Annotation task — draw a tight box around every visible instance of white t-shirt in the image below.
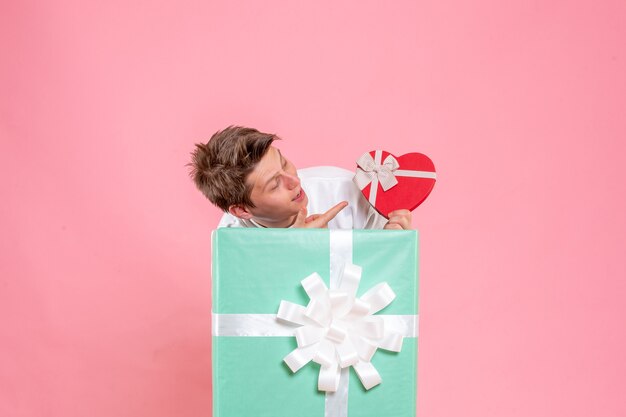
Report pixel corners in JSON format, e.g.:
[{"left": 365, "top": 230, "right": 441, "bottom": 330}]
[{"left": 217, "top": 166, "right": 388, "bottom": 229}]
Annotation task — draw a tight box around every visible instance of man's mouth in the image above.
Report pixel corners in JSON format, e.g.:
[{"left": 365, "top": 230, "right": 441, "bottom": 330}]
[{"left": 292, "top": 189, "right": 304, "bottom": 202}]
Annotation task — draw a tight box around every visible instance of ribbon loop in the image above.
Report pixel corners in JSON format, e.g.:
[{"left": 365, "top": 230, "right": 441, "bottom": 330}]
[
  {"left": 318, "top": 363, "right": 341, "bottom": 392},
  {"left": 354, "top": 151, "right": 400, "bottom": 192},
  {"left": 277, "top": 300, "right": 308, "bottom": 325},
  {"left": 284, "top": 343, "right": 318, "bottom": 373},
  {"left": 360, "top": 282, "right": 396, "bottom": 314},
  {"left": 306, "top": 299, "right": 331, "bottom": 326},
  {"left": 353, "top": 335, "right": 378, "bottom": 362},
  {"left": 326, "top": 322, "right": 347, "bottom": 344},
  {"left": 354, "top": 317, "right": 384, "bottom": 339},
  {"left": 335, "top": 337, "right": 359, "bottom": 368},
  {"left": 344, "top": 298, "right": 371, "bottom": 320},
  {"left": 353, "top": 361, "right": 382, "bottom": 390},
  {"left": 295, "top": 326, "right": 326, "bottom": 347},
  {"left": 302, "top": 273, "right": 328, "bottom": 299},
  {"left": 377, "top": 331, "right": 404, "bottom": 352},
  {"left": 313, "top": 339, "right": 337, "bottom": 367}
]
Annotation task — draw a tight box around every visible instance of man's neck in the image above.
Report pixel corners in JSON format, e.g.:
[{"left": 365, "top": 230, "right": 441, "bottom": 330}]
[{"left": 250, "top": 215, "right": 297, "bottom": 228}]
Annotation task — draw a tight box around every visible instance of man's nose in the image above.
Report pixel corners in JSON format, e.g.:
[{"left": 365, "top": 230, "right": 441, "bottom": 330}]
[{"left": 283, "top": 172, "right": 300, "bottom": 189}]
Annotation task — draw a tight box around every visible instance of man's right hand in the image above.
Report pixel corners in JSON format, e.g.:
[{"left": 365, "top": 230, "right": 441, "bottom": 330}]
[{"left": 292, "top": 201, "right": 348, "bottom": 228}]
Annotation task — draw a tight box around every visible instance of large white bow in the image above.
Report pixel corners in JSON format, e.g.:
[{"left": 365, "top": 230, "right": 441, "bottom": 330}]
[
  {"left": 353, "top": 151, "right": 400, "bottom": 192},
  {"left": 277, "top": 263, "right": 404, "bottom": 392}
]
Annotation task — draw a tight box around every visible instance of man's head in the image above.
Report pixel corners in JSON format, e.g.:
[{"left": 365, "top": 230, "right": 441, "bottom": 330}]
[{"left": 189, "top": 126, "right": 308, "bottom": 227}]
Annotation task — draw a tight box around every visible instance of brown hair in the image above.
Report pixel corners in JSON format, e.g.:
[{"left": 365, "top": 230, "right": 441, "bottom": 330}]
[{"left": 188, "top": 126, "right": 277, "bottom": 211}]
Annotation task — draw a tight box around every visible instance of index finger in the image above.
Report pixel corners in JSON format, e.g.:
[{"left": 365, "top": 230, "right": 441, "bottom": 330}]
[
  {"left": 291, "top": 208, "right": 308, "bottom": 228},
  {"left": 318, "top": 201, "right": 348, "bottom": 224}
]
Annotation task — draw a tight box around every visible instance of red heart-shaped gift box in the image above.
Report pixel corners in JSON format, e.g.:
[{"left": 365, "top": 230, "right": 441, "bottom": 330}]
[{"left": 354, "top": 150, "right": 436, "bottom": 219}]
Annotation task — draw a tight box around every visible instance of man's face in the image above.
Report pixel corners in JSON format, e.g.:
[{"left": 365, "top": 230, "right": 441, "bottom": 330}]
[{"left": 240, "top": 146, "right": 308, "bottom": 227}]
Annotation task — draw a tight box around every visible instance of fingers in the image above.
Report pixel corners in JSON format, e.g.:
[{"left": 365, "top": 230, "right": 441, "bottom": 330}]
[
  {"left": 385, "top": 209, "right": 412, "bottom": 230},
  {"left": 305, "top": 201, "right": 348, "bottom": 228},
  {"left": 317, "top": 201, "right": 348, "bottom": 225},
  {"left": 305, "top": 214, "right": 320, "bottom": 224},
  {"left": 291, "top": 207, "right": 308, "bottom": 228}
]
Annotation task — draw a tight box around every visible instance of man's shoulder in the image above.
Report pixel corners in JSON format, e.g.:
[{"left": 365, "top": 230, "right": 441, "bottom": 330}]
[
  {"left": 298, "top": 166, "right": 354, "bottom": 180},
  {"left": 217, "top": 213, "right": 257, "bottom": 228}
]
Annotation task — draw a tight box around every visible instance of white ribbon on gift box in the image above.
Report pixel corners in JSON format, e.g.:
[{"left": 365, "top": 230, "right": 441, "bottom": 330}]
[
  {"left": 353, "top": 150, "right": 437, "bottom": 206},
  {"left": 212, "top": 230, "right": 419, "bottom": 417}
]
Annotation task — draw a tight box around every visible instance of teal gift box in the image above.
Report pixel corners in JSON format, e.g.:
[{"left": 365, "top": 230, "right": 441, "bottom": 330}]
[{"left": 212, "top": 228, "right": 419, "bottom": 417}]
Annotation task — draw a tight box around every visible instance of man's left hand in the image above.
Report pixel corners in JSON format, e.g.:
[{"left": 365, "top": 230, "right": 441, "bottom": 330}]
[{"left": 384, "top": 209, "right": 412, "bottom": 230}]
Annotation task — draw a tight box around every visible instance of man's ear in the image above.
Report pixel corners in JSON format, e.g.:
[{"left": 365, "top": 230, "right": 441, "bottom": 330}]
[{"left": 228, "top": 204, "right": 253, "bottom": 220}]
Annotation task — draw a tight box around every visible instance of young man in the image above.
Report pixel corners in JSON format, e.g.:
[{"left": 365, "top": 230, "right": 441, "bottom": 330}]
[{"left": 189, "top": 126, "right": 411, "bottom": 229}]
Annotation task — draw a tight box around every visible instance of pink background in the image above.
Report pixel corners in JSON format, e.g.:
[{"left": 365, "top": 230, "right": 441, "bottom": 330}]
[{"left": 2, "top": 1, "right": 625, "bottom": 416}]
